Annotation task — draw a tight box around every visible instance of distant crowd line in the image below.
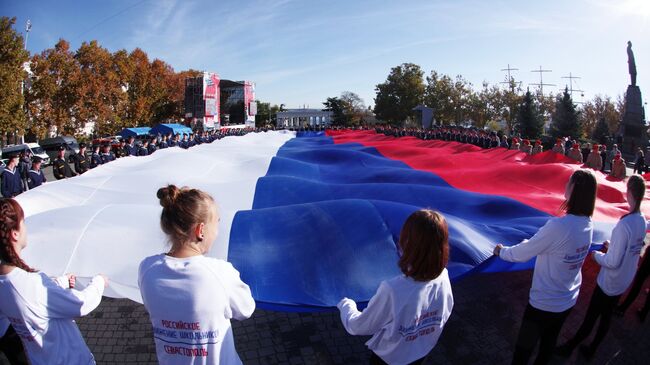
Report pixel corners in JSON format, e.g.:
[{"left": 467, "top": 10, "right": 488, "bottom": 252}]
[
  {"left": 370, "top": 125, "right": 639, "bottom": 180},
  {"left": 0, "top": 127, "right": 267, "bottom": 198}
]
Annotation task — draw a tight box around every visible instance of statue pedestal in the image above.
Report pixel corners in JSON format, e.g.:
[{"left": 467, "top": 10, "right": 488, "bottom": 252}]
[{"left": 619, "top": 85, "right": 647, "bottom": 155}]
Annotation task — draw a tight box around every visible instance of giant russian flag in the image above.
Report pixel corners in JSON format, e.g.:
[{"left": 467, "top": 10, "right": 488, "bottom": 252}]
[{"left": 17, "top": 130, "right": 644, "bottom": 311}]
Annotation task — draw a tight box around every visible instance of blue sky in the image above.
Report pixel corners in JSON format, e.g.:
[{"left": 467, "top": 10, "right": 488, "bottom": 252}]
[{"left": 2, "top": 0, "right": 649, "bottom": 109}]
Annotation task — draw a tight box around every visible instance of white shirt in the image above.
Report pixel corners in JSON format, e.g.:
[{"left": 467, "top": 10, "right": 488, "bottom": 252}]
[
  {"left": 138, "top": 254, "right": 255, "bottom": 365},
  {"left": 499, "top": 214, "right": 593, "bottom": 312},
  {"left": 0, "top": 269, "right": 105, "bottom": 365},
  {"left": 337, "top": 269, "right": 454, "bottom": 365},
  {"left": 593, "top": 213, "right": 647, "bottom": 296}
]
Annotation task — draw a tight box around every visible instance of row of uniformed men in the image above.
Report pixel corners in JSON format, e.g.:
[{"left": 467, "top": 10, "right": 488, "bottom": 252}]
[{"left": 2, "top": 129, "right": 260, "bottom": 197}]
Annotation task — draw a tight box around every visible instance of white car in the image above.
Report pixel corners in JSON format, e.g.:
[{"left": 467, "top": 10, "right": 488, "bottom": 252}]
[{"left": 1, "top": 143, "right": 51, "bottom": 165}]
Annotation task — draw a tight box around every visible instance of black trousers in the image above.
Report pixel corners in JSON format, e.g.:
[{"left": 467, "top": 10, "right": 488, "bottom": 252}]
[
  {"left": 618, "top": 253, "right": 650, "bottom": 316},
  {"left": 566, "top": 285, "right": 619, "bottom": 351},
  {"left": 511, "top": 303, "right": 572, "bottom": 365},
  {"left": 0, "top": 325, "right": 28, "bottom": 365},
  {"left": 369, "top": 352, "right": 424, "bottom": 365}
]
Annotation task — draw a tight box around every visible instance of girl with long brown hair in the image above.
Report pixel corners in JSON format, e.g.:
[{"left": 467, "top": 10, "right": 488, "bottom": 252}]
[
  {"left": 557, "top": 174, "right": 647, "bottom": 359},
  {"left": 494, "top": 169, "right": 597, "bottom": 365},
  {"left": 0, "top": 198, "right": 108, "bottom": 364}
]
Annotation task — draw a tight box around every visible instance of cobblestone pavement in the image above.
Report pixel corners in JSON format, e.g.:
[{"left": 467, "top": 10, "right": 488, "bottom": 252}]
[{"left": 1, "top": 258, "right": 648, "bottom": 364}]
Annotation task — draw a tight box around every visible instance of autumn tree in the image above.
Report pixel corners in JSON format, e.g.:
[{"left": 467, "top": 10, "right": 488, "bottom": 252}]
[
  {"left": 26, "top": 39, "right": 80, "bottom": 137},
  {"left": 340, "top": 91, "right": 367, "bottom": 125},
  {"left": 126, "top": 48, "right": 154, "bottom": 126},
  {"left": 581, "top": 95, "right": 621, "bottom": 140},
  {"left": 75, "top": 40, "right": 122, "bottom": 134},
  {"left": 0, "top": 17, "right": 30, "bottom": 145},
  {"left": 374, "top": 63, "right": 425, "bottom": 125}
]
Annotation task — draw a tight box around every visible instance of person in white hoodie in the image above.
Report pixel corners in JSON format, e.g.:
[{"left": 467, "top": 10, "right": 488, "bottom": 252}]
[
  {"left": 139, "top": 185, "right": 255, "bottom": 365},
  {"left": 556, "top": 174, "right": 647, "bottom": 359},
  {"left": 337, "top": 209, "right": 454, "bottom": 365},
  {"left": 493, "top": 169, "right": 597, "bottom": 365},
  {"left": 0, "top": 198, "right": 107, "bottom": 365}
]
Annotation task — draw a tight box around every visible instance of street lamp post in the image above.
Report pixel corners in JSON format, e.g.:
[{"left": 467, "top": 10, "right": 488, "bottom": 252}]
[{"left": 19, "top": 19, "right": 32, "bottom": 144}]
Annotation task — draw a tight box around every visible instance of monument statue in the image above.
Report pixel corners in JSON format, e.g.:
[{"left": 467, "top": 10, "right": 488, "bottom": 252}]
[
  {"left": 627, "top": 41, "right": 637, "bottom": 86},
  {"left": 619, "top": 40, "right": 646, "bottom": 155}
]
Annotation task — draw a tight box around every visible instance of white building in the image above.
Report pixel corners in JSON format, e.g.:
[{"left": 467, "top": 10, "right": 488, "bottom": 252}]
[{"left": 276, "top": 109, "right": 333, "bottom": 128}]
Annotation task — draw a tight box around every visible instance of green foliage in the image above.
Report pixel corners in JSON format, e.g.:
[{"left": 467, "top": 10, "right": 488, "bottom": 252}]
[
  {"left": 516, "top": 89, "right": 544, "bottom": 139},
  {"left": 0, "top": 17, "right": 29, "bottom": 142},
  {"left": 581, "top": 95, "right": 621, "bottom": 139},
  {"left": 591, "top": 118, "right": 610, "bottom": 144},
  {"left": 374, "top": 63, "right": 425, "bottom": 125},
  {"left": 550, "top": 87, "right": 581, "bottom": 139},
  {"left": 323, "top": 97, "right": 348, "bottom": 125},
  {"left": 254, "top": 100, "right": 280, "bottom": 127}
]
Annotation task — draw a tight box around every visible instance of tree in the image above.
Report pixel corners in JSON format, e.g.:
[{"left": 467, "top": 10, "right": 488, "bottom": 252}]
[
  {"left": 592, "top": 117, "right": 610, "bottom": 144},
  {"left": 255, "top": 100, "right": 271, "bottom": 127},
  {"left": 126, "top": 48, "right": 154, "bottom": 127},
  {"left": 581, "top": 95, "right": 621, "bottom": 140},
  {"left": 339, "top": 91, "right": 366, "bottom": 125},
  {"left": 75, "top": 40, "right": 121, "bottom": 134},
  {"left": 26, "top": 39, "right": 80, "bottom": 138},
  {"left": 0, "top": 17, "right": 30, "bottom": 145},
  {"left": 374, "top": 63, "right": 425, "bottom": 125},
  {"left": 516, "top": 89, "right": 544, "bottom": 139},
  {"left": 323, "top": 97, "right": 348, "bottom": 125},
  {"left": 549, "top": 87, "right": 581, "bottom": 139},
  {"left": 500, "top": 78, "right": 524, "bottom": 134},
  {"left": 467, "top": 82, "right": 503, "bottom": 129}
]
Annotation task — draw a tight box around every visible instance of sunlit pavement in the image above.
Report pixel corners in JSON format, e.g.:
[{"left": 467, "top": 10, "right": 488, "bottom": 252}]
[{"left": 1, "top": 258, "right": 648, "bottom": 364}]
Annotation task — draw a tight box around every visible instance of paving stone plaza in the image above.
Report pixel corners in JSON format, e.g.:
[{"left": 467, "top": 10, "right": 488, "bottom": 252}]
[{"left": 2, "top": 258, "right": 647, "bottom": 364}]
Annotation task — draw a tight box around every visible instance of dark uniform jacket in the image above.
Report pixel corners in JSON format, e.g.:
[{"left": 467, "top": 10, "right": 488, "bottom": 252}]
[
  {"left": 90, "top": 152, "right": 103, "bottom": 168},
  {"left": 101, "top": 152, "right": 116, "bottom": 164},
  {"left": 137, "top": 146, "right": 148, "bottom": 156},
  {"left": 72, "top": 153, "right": 89, "bottom": 174},
  {"left": 1, "top": 167, "right": 23, "bottom": 197},
  {"left": 27, "top": 169, "right": 46, "bottom": 189},
  {"left": 52, "top": 157, "right": 77, "bottom": 180},
  {"left": 125, "top": 144, "right": 137, "bottom": 156},
  {"left": 147, "top": 144, "right": 157, "bottom": 155}
]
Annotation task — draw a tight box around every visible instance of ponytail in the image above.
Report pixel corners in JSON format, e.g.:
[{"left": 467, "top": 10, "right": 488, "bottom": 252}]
[
  {"left": 622, "top": 175, "right": 645, "bottom": 218},
  {"left": 0, "top": 198, "right": 36, "bottom": 272}
]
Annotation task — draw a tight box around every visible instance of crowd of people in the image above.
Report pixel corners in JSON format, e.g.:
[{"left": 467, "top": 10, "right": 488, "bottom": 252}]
[
  {"left": 371, "top": 125, "right": 636, "bottom": 180},
  {"left": 0, "top": 168, "right": 648, "bottom": 364},
  {"left": 0, "top": 127, "right": 265, "bottom": 198}
]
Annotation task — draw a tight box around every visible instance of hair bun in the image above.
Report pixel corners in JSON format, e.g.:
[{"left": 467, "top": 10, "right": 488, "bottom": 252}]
[{"left": 157, "top": 185, "right": 180, "bottom": 208}]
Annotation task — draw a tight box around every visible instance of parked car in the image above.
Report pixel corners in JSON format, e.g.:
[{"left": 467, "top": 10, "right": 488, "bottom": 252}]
[
  {"left": 40, "top": 136, "right": 80, "bottom": 162},
  {"left": 2, "top": 143, "right": 50, "bottom": 165},
  {"left": 1, "top": 143, "right": 51, "bottom": 165}
]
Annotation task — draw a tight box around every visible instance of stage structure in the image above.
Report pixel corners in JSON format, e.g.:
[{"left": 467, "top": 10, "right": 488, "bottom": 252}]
[
  {"left": 219, "top": 80, "right": 257, "bottom": 127},
  {"left": 184, "top": 72, "right": 220, "bottom": 130}
]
